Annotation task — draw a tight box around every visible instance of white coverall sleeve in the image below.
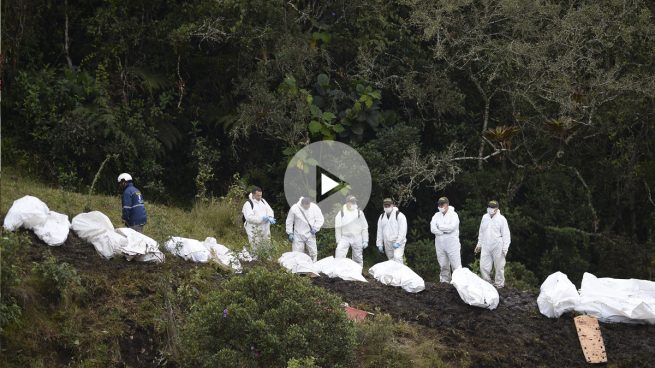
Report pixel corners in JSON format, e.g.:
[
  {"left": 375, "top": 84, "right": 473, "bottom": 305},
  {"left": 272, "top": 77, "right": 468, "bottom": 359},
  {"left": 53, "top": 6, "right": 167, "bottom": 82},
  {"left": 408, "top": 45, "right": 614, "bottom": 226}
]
[
  {"left": 313, "top": 206, "right": 325, "bottom": 231},
  {"left": 477, "top": 215, "right": 486, "bottom": 245},
  {"left": 501, "top": 217, "right": 511, "bottom": 253},
  {"left": 266, "top": 202, "right": 274, "bottom": 218},
  {"left": 360, "top": 211, "right": 369, "bottom": 242},
  {"left": 376, "top": 215, "right": 383, "bottom": 248},
  {"left": 396, "top": 213, "right": 408, "bottom": 243},
  {"left": 285, "top": 208, "right": 295, "bottom": 235},
  {"left": 334, "top": 213, "right": 342, "bottom": 243},
  {"left": 243, "top": 202, "right": 262, "bottom": 224},
  {"left": 438, "top": 212, "right": 459, "bottom": 233},
  {"left": 430, "top": 214, "right": 443, "bottom": 235}
]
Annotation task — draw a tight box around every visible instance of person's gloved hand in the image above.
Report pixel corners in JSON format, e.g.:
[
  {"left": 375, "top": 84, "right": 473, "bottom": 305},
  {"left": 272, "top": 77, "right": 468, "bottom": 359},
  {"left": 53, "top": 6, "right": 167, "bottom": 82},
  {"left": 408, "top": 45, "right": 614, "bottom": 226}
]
[
  {"left": 288, "top": 233, "right": 294, "bottom": 242},
  {"left": 474, "top": 244, "right": 481, "bottom": 254},
  {"left": 261, "top": 215, "right": 269, "bottom": 222},
  {"left": 267, "top": 216, "right": 276, "bottom": 225},
  {"left": 362, "top": 241, "right": 368, "bottom": 249},
  {"left": 393, "top": 242, "right": 401, "bottom": 249},
  {"left": 377, "top": 244, "right": 384, "bottom": 254},
  {"left": 502, "top": 249, "right": 508, "bottom": 257}
]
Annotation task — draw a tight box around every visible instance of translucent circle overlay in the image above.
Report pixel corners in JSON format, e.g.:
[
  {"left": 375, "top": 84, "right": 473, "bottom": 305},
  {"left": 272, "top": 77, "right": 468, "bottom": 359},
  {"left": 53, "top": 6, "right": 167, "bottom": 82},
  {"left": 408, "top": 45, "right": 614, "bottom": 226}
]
[{"left": 283, "top": 141, "right": 372, "bottom": 229}]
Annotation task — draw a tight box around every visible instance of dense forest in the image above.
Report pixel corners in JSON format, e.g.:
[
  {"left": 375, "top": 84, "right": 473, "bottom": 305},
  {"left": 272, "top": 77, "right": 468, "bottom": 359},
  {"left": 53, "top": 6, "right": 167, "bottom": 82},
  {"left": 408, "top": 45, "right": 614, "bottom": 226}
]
[{"left": 3, "top": 0, "right": 655, "bottom": 283}]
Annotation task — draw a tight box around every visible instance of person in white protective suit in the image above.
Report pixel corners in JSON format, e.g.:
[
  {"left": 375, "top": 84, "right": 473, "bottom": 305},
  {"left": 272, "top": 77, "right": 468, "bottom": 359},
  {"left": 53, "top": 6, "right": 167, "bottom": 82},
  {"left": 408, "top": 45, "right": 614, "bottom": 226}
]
[
  {"left": 242, "top": 186, "right": 275, "bottom": 252},
  {"left": 335, "top": 195, "right": 369, "bottom": 265},
  {"left": 430, "top": 197, "right": 462, "bottom": 283},
  {"left": 376, "top": 198, "right": 408, "bottom": 264},
  {"left": 286, "top": 197, "right": 325, "bottom": 262},
  {"left": 475, "top": 200, "right": 511, "bottom": 288}
]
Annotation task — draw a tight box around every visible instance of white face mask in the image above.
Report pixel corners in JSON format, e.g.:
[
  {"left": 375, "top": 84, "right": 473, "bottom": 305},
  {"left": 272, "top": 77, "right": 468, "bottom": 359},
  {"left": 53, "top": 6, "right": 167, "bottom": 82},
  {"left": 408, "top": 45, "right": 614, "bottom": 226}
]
[
  {"left": 348, "top": 204, "right": 358, "bottom": 211},
  {"left": 438, "top": 206, "right": 447, "bottom": 213},
  {"left": 487, "top": 208, "right": 497, "bottom": 216},
  {"left": 384, "top": 207, "right": 393, "bottom": 214}
]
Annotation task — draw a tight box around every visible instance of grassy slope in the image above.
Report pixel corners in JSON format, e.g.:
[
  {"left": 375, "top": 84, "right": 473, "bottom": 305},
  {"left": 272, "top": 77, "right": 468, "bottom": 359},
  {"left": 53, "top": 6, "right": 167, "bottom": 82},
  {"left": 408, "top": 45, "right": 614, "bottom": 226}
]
[{"left": 1, "top": 171, "right": 453, "bottom": 368}]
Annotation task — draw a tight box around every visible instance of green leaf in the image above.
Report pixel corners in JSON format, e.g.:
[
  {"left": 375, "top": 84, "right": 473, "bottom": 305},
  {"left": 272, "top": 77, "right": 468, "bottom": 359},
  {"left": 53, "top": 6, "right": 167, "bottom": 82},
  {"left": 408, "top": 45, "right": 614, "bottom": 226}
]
[
  {"left": 308, "top": 120, "right": 322, "bottom": 134},
  {"left": 322, "top": 111, "right": 336, "bottom": 122},
  {"left": 309, "top": 104, "right": 321, "bottom": 118},
  {"left": 356, "top": 84, "right": 365, "bottom": 94},
  {"left": 333, "top": 124, "right": 345, "bottom": 133},
  {"left": 317, "top": 74, "right": 329, "bottom": 87},
  {"left": 370, "top": 90, "right": 381, "bottom": 99},
  {"left": 306, "top": 94, "right": 313, "bottom": 104}
]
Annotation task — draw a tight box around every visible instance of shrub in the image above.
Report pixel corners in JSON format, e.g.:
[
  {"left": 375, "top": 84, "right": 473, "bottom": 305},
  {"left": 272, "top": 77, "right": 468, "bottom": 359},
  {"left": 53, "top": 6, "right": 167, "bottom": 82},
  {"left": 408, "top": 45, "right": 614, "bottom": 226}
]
[
  {"left": 31, "top": 253, "right": 82, "bottom": 304},
  {"left": 405, "top": 238, "right": 439, "bottom": 282},
  {"left": 180, "top": 267, "right": 356, "bottom": 368},
  {"left": 0, "top": 233, "right": 25, "bottom": 333}
]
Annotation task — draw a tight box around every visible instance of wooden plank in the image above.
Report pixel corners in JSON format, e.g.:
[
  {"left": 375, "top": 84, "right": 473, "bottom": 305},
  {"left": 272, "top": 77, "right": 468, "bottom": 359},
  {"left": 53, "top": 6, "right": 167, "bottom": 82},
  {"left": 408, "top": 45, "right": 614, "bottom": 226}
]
[{"left": 574, "top": 315, "right": 608, "bottom": 364}]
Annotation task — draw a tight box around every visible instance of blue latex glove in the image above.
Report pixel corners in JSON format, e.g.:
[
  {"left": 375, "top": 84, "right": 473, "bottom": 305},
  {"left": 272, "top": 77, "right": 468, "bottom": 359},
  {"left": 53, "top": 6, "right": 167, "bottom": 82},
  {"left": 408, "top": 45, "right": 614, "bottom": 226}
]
[
  {"left": 362, "top": 241, "right": 368, "bottom": 249},
  {"left": 310, "top": 228, "right": 317, "bottom": 236},
  {"left": 288, "top": 233, "right": 294, "bottom": 242},
  {"left": 393, "top": 242, "right": 401, "bottom": 249},
  {"left": 377, "top": 245, "right": 384, "bottom": 254},
  {"left": 261, "top": 215, "right": 269, "bottom": 222},
  {"left": 267, "top": 216, "right": 276, "bottom": 225}
]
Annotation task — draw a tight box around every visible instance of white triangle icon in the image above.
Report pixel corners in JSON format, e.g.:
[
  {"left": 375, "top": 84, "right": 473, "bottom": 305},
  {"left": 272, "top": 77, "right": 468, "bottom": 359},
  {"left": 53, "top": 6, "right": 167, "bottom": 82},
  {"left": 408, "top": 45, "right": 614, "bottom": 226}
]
[{"left": 321, "top": 173, "right": 340, "bottom": 195}]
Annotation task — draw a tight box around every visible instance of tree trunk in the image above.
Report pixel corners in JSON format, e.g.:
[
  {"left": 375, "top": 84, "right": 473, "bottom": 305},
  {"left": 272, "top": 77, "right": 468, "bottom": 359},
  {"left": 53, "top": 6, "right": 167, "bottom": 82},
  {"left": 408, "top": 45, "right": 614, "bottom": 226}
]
[
  {"left": 64, "top": 0, "right": 73, "bottom": 69},
  {"left": 478, "top": 98, "right": 490, "bottom": 170}
]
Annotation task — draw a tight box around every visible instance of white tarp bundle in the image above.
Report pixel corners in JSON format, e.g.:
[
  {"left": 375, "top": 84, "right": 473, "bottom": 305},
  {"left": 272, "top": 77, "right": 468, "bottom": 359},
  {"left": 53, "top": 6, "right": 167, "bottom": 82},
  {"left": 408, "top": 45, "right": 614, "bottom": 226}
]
[
  {"left": 314, "top": 256, "right": 367, "bottom": 282},
  {"left": 537, "top": 272, "right": 580, "bottom": 318},
  {"left": 117, "top": 228, "right": 165, "bottom": 263},
  {"left": 278, "top": 251, "right": 319, "bottom": 276},
  {"left": 451, "top": 268, "right": 499, "bottom": 310},
  {"left": 574, "top": 272, "right": 655, "bottom": 324},
  {"left": 3, "top": 195, "right": 71, "bottom": 246},
  {"left": 164, "top": 236, "right": 242, "bottom": 272},
  {"left": 71, "top": 211, "right": 164, "bottom": 263},
  {"left": 368, "top": 261, "right": 425, "bottom": 293}
]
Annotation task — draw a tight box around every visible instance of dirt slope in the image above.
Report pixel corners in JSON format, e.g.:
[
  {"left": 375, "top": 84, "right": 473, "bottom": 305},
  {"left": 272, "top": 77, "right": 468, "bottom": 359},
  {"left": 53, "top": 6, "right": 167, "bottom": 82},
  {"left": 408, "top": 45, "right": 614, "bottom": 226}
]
[{"left": 312, "top": 277, "right": 655, "bottom": 368}]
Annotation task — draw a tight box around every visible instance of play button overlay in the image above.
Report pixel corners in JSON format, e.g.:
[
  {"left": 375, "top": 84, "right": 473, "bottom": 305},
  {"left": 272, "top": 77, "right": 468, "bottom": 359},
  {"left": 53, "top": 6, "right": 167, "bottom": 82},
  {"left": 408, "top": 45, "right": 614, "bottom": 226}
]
[
  {"left": 319, "top": 167, "right": 348, "bottom": 197},
  {"left": 284, "top": 141, "right": 372, "bottom": 229}
]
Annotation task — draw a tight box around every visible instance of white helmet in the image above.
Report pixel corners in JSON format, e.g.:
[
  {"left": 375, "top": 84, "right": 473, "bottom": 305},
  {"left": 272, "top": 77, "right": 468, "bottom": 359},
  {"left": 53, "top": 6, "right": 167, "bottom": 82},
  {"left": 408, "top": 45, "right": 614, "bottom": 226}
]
[{"left": 117, "top": 173, "right": 133, "bottom": 183}]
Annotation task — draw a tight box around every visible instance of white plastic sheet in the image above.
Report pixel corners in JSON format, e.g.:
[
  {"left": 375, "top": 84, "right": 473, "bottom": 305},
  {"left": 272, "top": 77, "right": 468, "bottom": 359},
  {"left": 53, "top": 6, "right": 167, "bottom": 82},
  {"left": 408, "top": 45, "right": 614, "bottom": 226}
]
[
  {"left": 314, "top": 256, "right": 367, "bottom": 282},
  {"left": 537, "top": 272, "right": 580, "bottom": 318},
  {"left": 116, "top": 228, "right": 165, "bottom": 263},
  {"left": 3, "top": 196, "right": 70, "bottom": 246},
  {"left": 33, "top": 211, "right": 71, "bottom": 246},
  {"left": 72, "top": 212, "right": 126, "bottom": 259},
  {"left": 72, "top": 211, "right": 163, "bottom": 263},
  {"left": 164, "top": 236, "right": 242, "bottom": 272},
  {"left": 368, "top": 260, "right": 425, "bottom": 293},
  {"left": 278, "top": 251, "right": 319, "bottom": 276},
  {"left": 164, "top": 236, "right": 210, "bottom": 263},
  {"left": 3, "top": 195, "right": 49, "bottom": 231},
  {"left": 451, "top": 268, "right": 499, "bottom": 310},
  {"left": 574, "top": 272, "right": 655, "bottom": 324}
]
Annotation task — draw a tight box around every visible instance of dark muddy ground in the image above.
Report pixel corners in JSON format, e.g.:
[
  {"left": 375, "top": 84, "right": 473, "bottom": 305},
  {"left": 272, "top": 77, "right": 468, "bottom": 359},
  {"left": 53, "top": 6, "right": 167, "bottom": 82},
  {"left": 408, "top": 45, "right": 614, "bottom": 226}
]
[
  {"left": 14, "top": 231, "right": 655, "bottom": 367},
  {"left": 312, "top": 276, "right": 655, "bottom": 368}
]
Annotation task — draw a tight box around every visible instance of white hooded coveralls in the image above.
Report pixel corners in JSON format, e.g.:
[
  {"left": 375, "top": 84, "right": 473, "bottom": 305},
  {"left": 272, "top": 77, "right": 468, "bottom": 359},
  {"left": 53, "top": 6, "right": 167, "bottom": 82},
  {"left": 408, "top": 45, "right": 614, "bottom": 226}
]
[
  {"left": 430, "top": 205, "right": 462, "bottom": 283},
  {"left": 334, "top": 205, "right": 369, "bottom": 265},
  {"left": 478, "top": 210, "right": 511, "bottom": 287},
  {"left": 285, "top": 198, "right": 325, "bottom": 262},
  {"left": 376, "top": 207, "right": 408, "bottom": 264},
  {"left": 242, "top": 193, "right": 274, "bottom": 251}
]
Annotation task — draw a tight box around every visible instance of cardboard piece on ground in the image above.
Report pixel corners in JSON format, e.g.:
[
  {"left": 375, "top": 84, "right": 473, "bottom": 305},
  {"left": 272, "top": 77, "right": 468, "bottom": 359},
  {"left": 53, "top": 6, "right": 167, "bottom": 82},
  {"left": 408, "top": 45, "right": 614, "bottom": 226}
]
[
  {"left": 344, "top": 306, "right": 370, "bottom": 322},
  {"left": 574, "top": 315, "right": 608, "bottom": 364}
]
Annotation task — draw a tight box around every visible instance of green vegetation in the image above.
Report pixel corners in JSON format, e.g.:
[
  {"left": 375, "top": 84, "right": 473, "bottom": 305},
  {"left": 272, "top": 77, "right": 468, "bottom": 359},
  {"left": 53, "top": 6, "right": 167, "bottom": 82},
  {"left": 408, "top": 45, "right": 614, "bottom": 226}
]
[{"left": 180, "top": 267, "right": 356, "bottom": 367}]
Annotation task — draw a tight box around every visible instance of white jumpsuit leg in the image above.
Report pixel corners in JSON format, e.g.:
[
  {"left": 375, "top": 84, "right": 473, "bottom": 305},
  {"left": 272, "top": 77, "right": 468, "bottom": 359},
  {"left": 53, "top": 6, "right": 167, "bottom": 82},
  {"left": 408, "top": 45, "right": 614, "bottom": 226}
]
[
  {"left": 384, "top": 240, "right": 405, "bottom": 264},
  {"left": 435, "top": 237, "right": 461, "bottom": 283},
  {"left": 481, "top": 243, "right": 506, "bottom": 287}
]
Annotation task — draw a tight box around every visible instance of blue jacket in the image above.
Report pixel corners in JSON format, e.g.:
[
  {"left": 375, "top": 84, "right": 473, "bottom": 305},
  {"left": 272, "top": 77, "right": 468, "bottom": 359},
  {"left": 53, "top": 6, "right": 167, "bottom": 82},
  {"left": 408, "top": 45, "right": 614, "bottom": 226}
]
[{"left": 122, "top": 183, "right": 147, "bottom": 226}]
